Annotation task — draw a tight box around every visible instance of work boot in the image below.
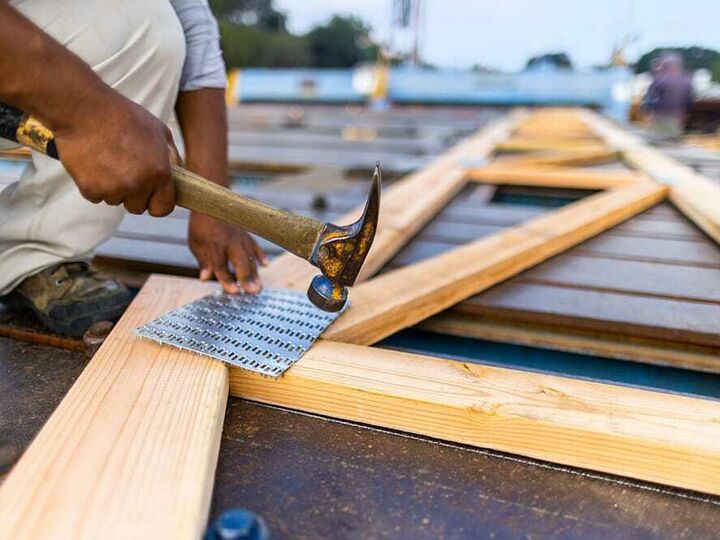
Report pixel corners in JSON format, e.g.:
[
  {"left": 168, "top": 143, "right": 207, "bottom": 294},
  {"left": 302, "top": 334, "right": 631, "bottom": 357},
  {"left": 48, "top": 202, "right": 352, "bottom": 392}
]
[{"left": 4, "top": 262, "right": 132, "bottom": 336}]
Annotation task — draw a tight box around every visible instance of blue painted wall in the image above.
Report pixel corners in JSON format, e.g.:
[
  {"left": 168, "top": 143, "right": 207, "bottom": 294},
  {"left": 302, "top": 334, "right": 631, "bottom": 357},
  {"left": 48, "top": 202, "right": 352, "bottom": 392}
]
[{"left": 231, "top": 66, "right": 633, "bottom": 121}]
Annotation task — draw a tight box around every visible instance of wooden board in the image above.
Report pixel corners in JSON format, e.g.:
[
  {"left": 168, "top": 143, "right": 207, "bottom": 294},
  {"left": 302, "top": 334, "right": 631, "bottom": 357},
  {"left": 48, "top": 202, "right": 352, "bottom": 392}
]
[
  {"left": 0, "top": 276, "right": 229, "bottom": 540},
  {"left": 420, "top": 312, "right": 720, "bottom": 374},
  {"left": 389, "top": 228, "right": 720, "bottom": 271},
  {"left": 467, "top": 166, "right": 646, "bottom": 189},
  {"left": 520, "top": 255, "right": 720, "bottom": 303},
  {"left": 227, "top": 329, "right": 720, "bottom": 496},
  {"left": 491, "top": 149, "right": 621, "bottom": 168},
  {"left": 324, "top": 183, "right": 667, "bottom": 345},
  {"left": 421, "top": 209, "right": 706, "bottom": 243},
  {"left": 581, "top": 109, "right": 720, "bottom": 244},
  {"left": 459, "top": 282, "right": 720, "bottom": 348},
  {"left": 261, "top": 112, "right": 525, "bottom": 289}
]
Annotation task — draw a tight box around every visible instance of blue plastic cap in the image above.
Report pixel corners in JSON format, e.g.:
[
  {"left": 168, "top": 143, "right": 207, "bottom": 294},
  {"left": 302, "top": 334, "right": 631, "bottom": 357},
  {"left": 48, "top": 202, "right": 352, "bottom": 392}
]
[{"left": 204, "top": 509, "right": 269, "bottom": 540}]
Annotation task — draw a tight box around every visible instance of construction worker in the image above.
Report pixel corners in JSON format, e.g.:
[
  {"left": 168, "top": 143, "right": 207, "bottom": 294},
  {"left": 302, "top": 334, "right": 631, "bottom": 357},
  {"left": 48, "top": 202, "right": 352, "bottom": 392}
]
[
  {"left": 0, "top": 1, "right": 267, "bottom": 336},
  {"left": 642, "top": 53, "right": 694, "bottom": 141}
]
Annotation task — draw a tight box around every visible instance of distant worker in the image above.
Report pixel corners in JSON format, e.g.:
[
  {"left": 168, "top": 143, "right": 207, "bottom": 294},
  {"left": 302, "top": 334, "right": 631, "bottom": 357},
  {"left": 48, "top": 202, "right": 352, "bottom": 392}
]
[
  {"left": 0, "top": 1, "right": 267, "bottom": 336},
  {"left": 642, "top": 53, "right": 694, "bottom": 141}
]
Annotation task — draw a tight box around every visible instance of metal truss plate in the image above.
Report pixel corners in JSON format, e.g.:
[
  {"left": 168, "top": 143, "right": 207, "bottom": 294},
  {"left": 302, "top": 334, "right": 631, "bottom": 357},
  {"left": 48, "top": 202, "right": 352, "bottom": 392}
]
[{"left": 135, "top": 289, "right": 343, "bottom": 377}]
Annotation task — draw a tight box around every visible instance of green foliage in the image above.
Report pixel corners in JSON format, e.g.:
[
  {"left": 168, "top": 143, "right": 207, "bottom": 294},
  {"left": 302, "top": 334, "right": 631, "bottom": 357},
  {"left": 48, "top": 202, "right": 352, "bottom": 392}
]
[
  {"left": 635, "top": 47, "right": 720, "bottom": 80},
  {"left": 306, "top": 15, "right": 379, "bottom": 68},
  {"left": 209, "top": 0, "right": 286, "bottom": 31},
  {"left": 210, "top": 0, "right": 379, "bottom": 69},
  {"left": 219, "top": 23, "right": 309, "bottom": 68},
  {"left": 525, "top": 52, "right": 573, "bottom": 71}
]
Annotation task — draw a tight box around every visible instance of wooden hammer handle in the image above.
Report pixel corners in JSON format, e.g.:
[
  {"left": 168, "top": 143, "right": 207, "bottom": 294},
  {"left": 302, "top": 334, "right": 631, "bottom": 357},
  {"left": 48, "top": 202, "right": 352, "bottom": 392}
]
[
  {"left": 171, "top": 165, "right": 321, "bottom": 259},
  {"left": 0, "top": 103, "right": 324, "bottom": 260}
]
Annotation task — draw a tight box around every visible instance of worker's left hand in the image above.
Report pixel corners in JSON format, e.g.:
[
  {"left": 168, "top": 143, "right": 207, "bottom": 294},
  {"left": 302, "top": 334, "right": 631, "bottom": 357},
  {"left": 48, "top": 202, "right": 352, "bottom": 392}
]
[{"left": 188, "top": 213, "right": 269, "bottom": 294}]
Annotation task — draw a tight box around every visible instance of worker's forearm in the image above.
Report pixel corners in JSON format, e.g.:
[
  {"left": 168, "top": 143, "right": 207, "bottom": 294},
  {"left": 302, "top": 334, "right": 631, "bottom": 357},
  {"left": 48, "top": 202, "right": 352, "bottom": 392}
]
[
  {"left": 175, "top": 89, "right": 229, "bottom": 187},
  {"left": 0, "top": 3, "right": 114, "bottom": 133}
]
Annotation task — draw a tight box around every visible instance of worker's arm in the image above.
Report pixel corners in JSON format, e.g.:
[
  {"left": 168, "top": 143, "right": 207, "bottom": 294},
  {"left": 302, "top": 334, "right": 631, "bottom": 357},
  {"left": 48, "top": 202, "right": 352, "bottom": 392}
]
[
  {"left": 171, "top": 0, "right": 266, "bottom": 294},
  {"left": 176, "top": 89, "right": 267, "bottom": 294},
  {"left": 0, "top": 3, "right": 175, "bottom": 216}
]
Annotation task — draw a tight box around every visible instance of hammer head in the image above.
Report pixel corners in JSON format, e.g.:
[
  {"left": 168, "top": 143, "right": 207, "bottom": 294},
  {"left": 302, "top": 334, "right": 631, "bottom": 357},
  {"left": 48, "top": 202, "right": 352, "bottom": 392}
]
[{"left": 307, "top": 164, "right": 381, "bottom": 312}]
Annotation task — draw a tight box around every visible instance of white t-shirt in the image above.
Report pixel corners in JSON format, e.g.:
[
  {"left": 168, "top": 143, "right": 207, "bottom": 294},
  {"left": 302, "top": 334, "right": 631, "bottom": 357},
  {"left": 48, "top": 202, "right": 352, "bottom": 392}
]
[{"left": 170, "top": 0, "right": 227, "bottom": 91}]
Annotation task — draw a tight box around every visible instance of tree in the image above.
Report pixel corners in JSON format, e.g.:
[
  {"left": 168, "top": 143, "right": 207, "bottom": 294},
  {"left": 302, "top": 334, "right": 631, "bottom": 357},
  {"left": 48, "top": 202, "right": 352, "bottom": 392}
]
[
  {"left": 219, "top": 23, "right": 309, "bottom": 68},
  {"left": 209, "top": 0, "right": 286, "bottom": 31},
  {"left": 635, "top": 46, "right": 720, "bottom": 80},
  {"left": 525, "top": 52, "right": 573, "bottom": 71},
  {"left": 209, "top": 3, "right": 380, "bottom": 69},
  {"left": 306, "top": 16, "right": 379, "bottom": 68}
]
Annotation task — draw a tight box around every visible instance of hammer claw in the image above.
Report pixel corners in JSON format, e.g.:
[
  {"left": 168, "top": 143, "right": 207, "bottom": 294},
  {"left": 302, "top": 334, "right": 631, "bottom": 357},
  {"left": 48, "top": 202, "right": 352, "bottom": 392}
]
[{"left": 307, "top": 164, "right": 382, "bottom": 311}]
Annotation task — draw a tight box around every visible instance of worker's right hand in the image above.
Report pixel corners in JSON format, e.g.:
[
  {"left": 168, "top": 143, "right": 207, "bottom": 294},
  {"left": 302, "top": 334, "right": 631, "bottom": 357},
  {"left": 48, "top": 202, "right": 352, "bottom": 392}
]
[{"left": 54, "top": 92, "right": 176, "bottom": 216}]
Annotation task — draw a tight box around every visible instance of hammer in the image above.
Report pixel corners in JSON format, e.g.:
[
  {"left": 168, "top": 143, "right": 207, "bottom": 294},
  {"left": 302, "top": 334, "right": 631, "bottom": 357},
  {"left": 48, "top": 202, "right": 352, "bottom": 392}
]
[{"left": 0, "top": 103, "right": 381, "bottom": 312}]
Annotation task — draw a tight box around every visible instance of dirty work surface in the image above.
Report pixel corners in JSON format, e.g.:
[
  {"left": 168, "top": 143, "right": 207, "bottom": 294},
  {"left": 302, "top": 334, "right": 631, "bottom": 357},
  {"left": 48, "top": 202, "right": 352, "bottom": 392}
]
[
  {"left": 0, "top": 336, "right": 88, "bottom": 479},
  {"left": 2, "top": 332, "right": 719, "bottom": 538},
  {"left": 212, "top": 398, "right": 720, "bottom": 540}
]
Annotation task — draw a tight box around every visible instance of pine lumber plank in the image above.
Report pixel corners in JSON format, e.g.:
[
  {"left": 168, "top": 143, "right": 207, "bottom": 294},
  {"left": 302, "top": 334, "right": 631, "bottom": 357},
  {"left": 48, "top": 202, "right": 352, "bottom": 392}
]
[
  {"left": 228, "top": 337, "right": 720, "bottom": 495},
  {"left": 496, "top": 139, "right": 609, "bottom": 154},
  {"left": 423, "top": 210, "right": 705, "bottom": 243},
  {"left": 459, "top": 282, "right": 720, "bottom": 348},
  {"left": 324, "top": 183, "right": 667, "bottom": 345},
  {"left": 391, "top": 220, "right": 720, "bottom": 269},
  {"left": 580, "top": 109, "right": 720, "bottom": 244},
  {"left": 467, "top": 166, "right": 647, "bottom": 189},
  {"left": 520, "top": 255, "right": 720, "bottom": 303},
  {"left": 0, "top": 276, "right": 229, "bottom": 540},
  {"left": 575, "top": 234, "right": 720, "bottom": 268},
  {"left": 259, "top": 112, "right": 525, "bottom": 289},
  {"left": 419, "top": 312, "right": 720, "bottom": 374},
  {"left": 491, "top": 149, "right": 621, "bottom": 168}
]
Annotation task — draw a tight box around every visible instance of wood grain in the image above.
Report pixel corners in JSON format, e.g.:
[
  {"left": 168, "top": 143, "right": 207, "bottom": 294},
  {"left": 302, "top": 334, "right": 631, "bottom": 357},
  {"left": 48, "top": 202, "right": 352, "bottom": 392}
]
[
  {"left": 260, "top": 112, "right": 526, "bottom": 289},
  {"left": 467, "top": 166, "right": 647, "bottom": 189},
  {"left": 0, "top": 276, "right": 228, "bottom": 540},
  {"left": 422, "top": 312, "right": 720, "bottom": 374},
  {"left": 325, "top": 183, "right": 667, "bottom": 345},
  {"left": 491, "top": 149, "right": 621, "bottom": 168},
  {"left": 228, "top": 338, "right": 720, "bottom": 495},
  {"left": 459, "top": 282, "right": 720, "bottom": 348},
  {"left": 581, "top": 109, "right": 720, "bottom": 244},
  {"left": 520, "top": 255, "right": 720, "bottom": 302}
]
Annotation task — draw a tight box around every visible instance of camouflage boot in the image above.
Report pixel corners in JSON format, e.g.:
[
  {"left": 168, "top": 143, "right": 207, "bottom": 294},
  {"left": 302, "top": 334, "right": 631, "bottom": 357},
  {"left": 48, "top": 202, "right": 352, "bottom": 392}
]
[{"left": 5, "top": 262, "right": 132, "bottom": 336}]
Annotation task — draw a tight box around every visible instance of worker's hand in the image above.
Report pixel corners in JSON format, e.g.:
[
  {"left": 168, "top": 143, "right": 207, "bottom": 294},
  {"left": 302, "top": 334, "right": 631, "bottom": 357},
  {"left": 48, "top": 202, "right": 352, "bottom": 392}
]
[
  {"left": 54, "top": 92, "right": 176, "bottom": 217},
  {"left": 188, "top": 213, "right": 269, "bottom": 294}
]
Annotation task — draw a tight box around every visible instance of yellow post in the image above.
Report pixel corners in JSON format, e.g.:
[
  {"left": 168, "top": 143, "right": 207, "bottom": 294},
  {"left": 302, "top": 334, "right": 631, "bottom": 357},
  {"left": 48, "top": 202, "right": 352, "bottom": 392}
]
[{"left": 225, "top": 69, "right": 241, "bottom": 106}]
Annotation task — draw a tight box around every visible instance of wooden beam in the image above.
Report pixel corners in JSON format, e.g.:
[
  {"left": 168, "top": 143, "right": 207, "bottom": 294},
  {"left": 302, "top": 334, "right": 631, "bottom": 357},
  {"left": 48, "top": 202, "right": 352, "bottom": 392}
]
[
  {"left": 496, "top": 139, "right": 608, "bottom": 154},
  {"left": 228, "top": 337, "right": 720, "bottom": 496},
  {"left": 324, "top": 182, "right": 667, "bottom": 346},
  {"left": 0, "top": 276, "right": 229, "bottom": 540},
  {"left": 260, "top": 112, "right": 525, "bottom": 289},
  {"left": 466, "top": 166, "right": 647, "bottom": 190},
  {"left": 580, "top": 109, "right": 720, "bottom": 244},
  {"left": 491, "top": 149, "right": 621, "bottom": 168},
  {"left": 512, "top": 128, "right": 597, "bottom": 140},
  {"left": 421, "top": 312, "right": 720, "bottom": 374}
]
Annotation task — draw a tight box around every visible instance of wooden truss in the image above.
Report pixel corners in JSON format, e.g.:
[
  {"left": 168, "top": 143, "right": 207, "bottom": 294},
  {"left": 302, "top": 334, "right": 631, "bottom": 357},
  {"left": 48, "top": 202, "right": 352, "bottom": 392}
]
[{"left": 2, "top": 109, "right": 720, "bottom": 539}]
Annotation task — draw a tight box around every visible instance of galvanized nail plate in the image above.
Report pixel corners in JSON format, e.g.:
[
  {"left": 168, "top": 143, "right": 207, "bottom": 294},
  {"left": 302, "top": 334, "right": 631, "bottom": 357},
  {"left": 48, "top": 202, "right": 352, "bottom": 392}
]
[{"left": 135, "top": 288, "right": 343, "bottom": 377}]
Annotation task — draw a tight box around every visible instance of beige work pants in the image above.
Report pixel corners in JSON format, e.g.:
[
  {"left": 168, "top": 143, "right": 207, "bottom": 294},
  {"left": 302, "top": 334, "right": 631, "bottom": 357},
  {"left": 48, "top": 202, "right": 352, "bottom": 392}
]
[{"left": 0, "top": 0, "right": 186, "bottom": 294}]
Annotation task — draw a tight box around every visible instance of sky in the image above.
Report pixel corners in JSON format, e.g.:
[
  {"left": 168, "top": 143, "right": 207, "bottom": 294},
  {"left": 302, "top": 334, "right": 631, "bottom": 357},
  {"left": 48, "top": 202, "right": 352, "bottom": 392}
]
[{"left": 275, "top": 0, "right": 720, "bottom": 71}]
